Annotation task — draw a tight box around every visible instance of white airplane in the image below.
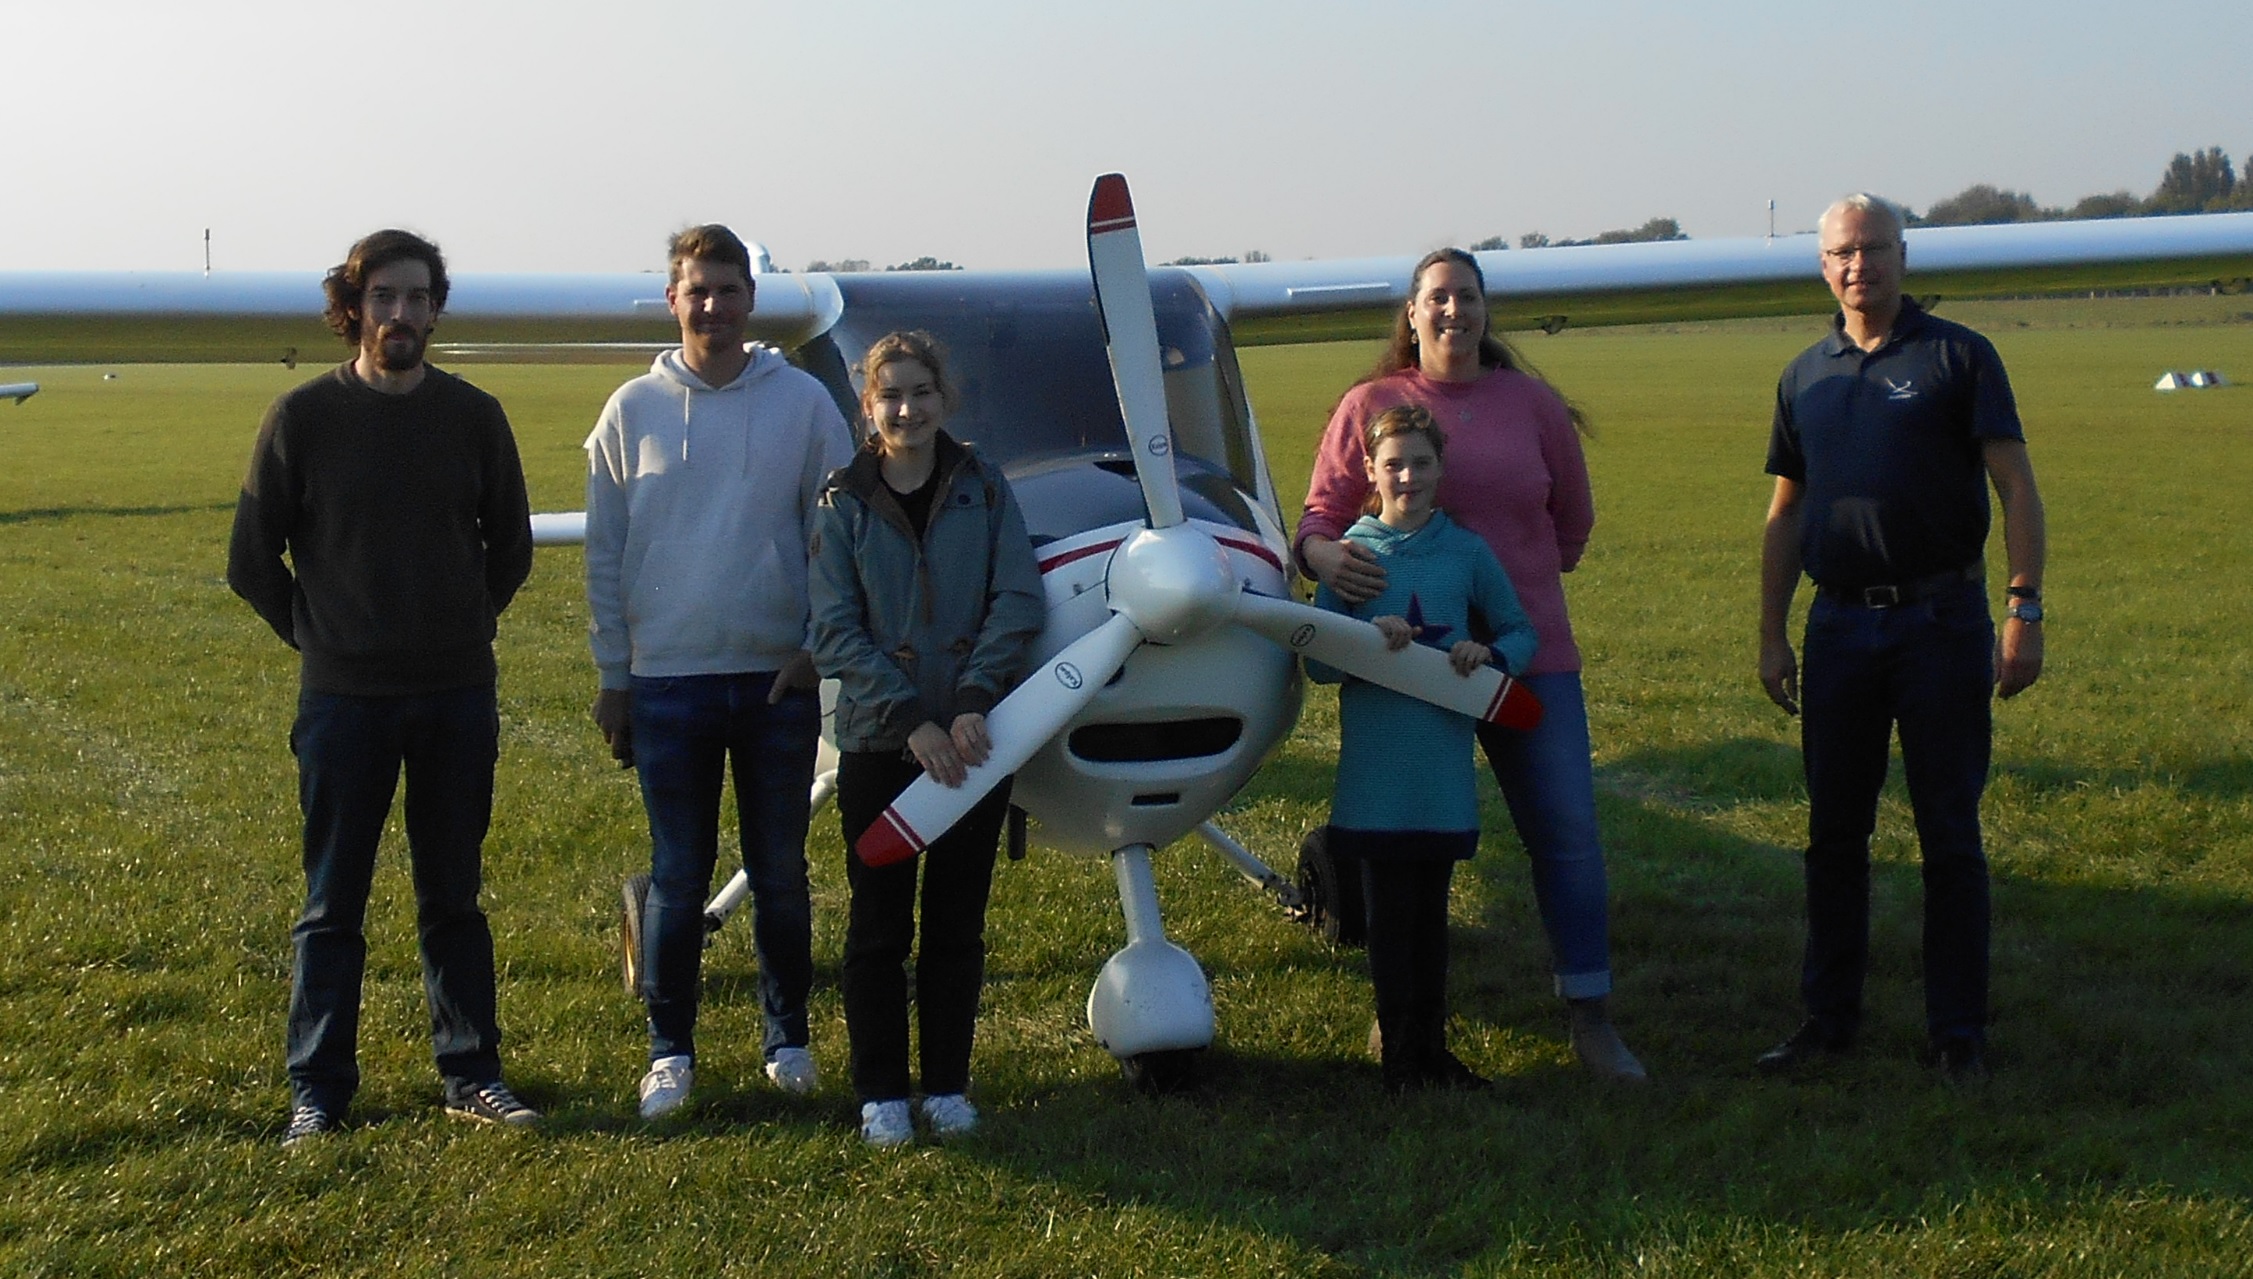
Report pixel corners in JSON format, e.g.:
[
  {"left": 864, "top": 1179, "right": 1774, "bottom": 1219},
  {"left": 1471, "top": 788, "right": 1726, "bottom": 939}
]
[{"left": 6, "top": 194, "right": 2251, "bottom": 1087}]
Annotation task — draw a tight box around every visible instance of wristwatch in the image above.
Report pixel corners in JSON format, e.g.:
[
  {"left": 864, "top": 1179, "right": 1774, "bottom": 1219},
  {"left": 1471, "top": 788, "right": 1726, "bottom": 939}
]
[{"left": 2006, "top": 599, "right": 2044, "bottom": 624}]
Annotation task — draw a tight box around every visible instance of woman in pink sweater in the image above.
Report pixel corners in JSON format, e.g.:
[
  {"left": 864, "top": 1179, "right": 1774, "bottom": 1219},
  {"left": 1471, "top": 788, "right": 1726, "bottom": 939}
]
[{"left": 1296, "top": 247, "right": 1646, "bottom": 1082}]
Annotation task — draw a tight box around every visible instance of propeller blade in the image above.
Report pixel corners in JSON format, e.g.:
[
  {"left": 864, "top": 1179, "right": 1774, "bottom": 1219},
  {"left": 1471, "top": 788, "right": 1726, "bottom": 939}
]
[
  {"left": 854, "top": 612, "right": 1146, "bottom": 866},
  {"left": 1232, "top": 592, "right": 1543, "bottom": 730},
  {"left": 1087, "top": 173, "right": 1185, "bottom": 530}
]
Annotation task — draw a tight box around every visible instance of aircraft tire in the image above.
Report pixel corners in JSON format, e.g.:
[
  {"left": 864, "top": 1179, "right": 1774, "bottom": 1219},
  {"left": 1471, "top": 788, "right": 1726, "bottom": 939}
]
[
  {"left": 1294, "top": 825, "right": 1366, "bottom": 948},
  {"left": 620, "top": 872, "right": 651, "bottom": 995},
  {"left": 1121, "top": 1048, "right": 1200, "bottom": 1096}
]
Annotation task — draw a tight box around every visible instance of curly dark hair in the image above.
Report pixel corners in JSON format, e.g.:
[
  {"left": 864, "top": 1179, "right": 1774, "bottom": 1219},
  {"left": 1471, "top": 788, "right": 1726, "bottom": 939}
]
[{"left": 321, "top": 229, "right": 449, "bottom": 344}]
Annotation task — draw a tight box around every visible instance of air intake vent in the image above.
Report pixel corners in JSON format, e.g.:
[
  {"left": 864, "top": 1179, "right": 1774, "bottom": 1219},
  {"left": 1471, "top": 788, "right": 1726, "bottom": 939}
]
[{"left": 1068, "top": 717, "right": 1242, "bottom": 762}]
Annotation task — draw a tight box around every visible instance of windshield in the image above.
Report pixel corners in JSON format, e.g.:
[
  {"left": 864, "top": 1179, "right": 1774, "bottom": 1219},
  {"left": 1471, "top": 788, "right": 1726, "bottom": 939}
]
[{"left": 815, "top": 269, "right": 1260, "bottom": 498}]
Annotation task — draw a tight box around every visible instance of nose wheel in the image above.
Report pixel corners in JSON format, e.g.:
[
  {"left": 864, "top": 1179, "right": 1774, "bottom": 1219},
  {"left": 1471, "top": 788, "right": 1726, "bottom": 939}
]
[{"left": 1121, "top": 1048, "right": 1201, "bottom": 1095}]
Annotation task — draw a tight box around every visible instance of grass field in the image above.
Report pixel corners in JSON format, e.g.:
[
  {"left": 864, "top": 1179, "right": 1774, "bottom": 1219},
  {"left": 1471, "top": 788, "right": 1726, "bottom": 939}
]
[{"left": 2, "top": 295, "right": 2249, "bottom": 1276}]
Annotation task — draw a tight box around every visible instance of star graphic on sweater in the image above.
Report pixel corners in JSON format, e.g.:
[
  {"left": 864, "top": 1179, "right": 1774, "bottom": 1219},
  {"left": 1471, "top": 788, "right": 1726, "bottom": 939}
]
[{"left": 1404, "top": 593, "right": 1452, "bottom": 650}]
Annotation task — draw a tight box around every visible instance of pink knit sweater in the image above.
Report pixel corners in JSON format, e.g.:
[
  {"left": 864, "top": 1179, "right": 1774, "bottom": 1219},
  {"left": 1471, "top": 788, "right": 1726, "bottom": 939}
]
[{"left": 1295, "top": 367, "right": 1593, "bottom": 675}]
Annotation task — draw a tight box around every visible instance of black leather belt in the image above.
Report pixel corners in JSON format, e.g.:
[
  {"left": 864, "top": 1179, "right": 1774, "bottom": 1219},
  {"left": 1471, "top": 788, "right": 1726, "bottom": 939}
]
[{"left": 1817, "top": 565, "right": 1981, "bottom": 608}]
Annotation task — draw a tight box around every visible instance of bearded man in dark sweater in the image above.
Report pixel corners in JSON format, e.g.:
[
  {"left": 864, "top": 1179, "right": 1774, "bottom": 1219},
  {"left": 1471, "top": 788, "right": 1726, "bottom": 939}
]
[{"left": 228, "top": 229, "right": 538, "bottom": 1147}]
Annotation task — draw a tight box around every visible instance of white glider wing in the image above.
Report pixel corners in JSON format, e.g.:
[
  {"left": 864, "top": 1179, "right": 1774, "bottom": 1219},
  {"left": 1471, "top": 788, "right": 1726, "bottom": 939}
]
[{"left": 3, "top": 212, "right": 2250, "bottom": 361}]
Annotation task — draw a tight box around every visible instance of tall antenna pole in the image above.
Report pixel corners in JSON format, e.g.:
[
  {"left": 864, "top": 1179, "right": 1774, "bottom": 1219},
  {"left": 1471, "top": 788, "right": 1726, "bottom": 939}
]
[
  {"left": 1767, "top": 200, "right": 1776, "bottom": 242},
  {"left": 204, "top": 228, "right": 212, "bottom": 277}
]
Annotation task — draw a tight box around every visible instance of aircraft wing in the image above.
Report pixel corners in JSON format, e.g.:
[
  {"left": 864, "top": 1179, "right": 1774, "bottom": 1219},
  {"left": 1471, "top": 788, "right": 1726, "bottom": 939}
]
[
  {"left": 0, "top": 268, "right": 844, "bottom": 363},
  {"left": 1185, "top": 211, "right": 2253, "bottom": 344},
  {"left": 4, "top": 212, "right": 2250, "bottom": 361}
]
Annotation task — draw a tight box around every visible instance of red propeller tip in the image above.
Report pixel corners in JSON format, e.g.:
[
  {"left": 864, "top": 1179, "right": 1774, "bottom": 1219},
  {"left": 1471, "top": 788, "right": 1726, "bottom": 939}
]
[
  {"left": 1485, "top": 677, "right": 1545, "bottom": 731},
  {"left": 1089, "top": 174, "right": 1136, "bottom": 234},
  {"left": 855, "top": 807, "right": 925, "bottom": 867}
]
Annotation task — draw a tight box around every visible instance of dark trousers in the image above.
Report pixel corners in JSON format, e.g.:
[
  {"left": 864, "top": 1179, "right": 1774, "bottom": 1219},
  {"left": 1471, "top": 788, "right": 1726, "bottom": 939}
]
[
  {"left": 287, "top": 684, "right": 503, "bottom": 1114},
  {"left": 1799, "top": 581, "right": 1994, "bottom": 1043},
  {"left": 837, "top": 750, "right": 1009, "bottom": 1102},
  {"left": 1361, "top": 855, "right": 1457, "bottom": 1074},
  {"left": 631, "top": 672, "right": 820, "bottom": 1063}
]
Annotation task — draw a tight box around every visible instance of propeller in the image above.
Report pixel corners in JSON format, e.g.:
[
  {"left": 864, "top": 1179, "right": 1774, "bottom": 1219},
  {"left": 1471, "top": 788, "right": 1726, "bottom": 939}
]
[
  {"left": 856, "top": 613, "right": 1143, "bottom": 866},
  {"left": 1230, "top": 592, "right": 1541, "bottom": 730},
  {"left": 1086, "top": 174, "right": 1184, "bottom": 530},
  {"left": 852, "top": 172, "right": 1539, "bottom": 866}
]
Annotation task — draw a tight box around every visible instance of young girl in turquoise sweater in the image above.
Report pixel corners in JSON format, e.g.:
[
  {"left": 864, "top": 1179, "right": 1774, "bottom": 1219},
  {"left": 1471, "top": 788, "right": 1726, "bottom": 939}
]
[{"left": 1310, "top": 404, "right": 1538, "bottom": 1091}]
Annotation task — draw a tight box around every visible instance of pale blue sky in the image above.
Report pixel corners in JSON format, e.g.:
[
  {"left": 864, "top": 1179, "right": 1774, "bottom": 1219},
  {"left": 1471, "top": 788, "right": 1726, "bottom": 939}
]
[{"left": 7, "top": 0, "right": 2249, "bottom": 274}]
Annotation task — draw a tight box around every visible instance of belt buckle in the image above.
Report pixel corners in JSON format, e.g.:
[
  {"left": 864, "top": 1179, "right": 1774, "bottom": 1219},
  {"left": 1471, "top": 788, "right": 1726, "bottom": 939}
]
[{"left": 1861, "top": 584, "right": 1902, "bottom": 607}]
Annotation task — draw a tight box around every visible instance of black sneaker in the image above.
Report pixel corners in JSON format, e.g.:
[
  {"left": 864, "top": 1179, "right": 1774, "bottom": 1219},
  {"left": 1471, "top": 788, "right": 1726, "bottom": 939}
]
[
  {"left": 282, "top": 1105, "right": 339, "bottom": 1148},
  {"left": 1755, "top": 1020, "right": 1854, "bottom": 1074},
  {"left": 1425, "top": 1049, "right": 1493, "bottom": 1092},
  {"left": 444, "top": 1080, "right": 542, "bottom": 1128},
  {"left": 1929, "top": 1036, "right": 1990, "bottom": 1082}
]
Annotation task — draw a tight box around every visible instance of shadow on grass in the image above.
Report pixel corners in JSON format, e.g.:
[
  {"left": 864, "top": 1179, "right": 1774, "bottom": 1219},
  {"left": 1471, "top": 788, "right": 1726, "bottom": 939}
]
[
  {"left": 920, "top": 733, "right": 2253, "bottom": 1273},
  {"left": 0, "top": 501, "right": 237, "bottom": 526}
]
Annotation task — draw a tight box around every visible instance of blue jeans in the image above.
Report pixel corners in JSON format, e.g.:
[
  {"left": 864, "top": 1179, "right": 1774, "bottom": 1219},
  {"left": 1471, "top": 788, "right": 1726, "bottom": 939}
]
[
  {"left": 631, "top": 672, "right": 820, "bottom": 1063},
  {"left": 1799, "top": 580, "right": 1993, "bottom": 1044},
  {"left": 287, "top": 684, "right": 503, "bottom": 1114},
  {"left": 1475, "top": 671, "right": 1613, "bottom": 999}
]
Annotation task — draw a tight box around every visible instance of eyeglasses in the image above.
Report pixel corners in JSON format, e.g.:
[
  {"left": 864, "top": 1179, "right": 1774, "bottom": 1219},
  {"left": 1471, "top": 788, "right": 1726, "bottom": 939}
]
[{"left": 1822, "top": 242, "right": 1897, "bottom": 263}]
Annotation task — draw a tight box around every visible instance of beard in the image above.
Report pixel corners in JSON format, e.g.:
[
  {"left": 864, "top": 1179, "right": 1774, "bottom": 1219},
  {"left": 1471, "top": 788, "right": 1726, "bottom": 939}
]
[{"left": 366, "top": 322, "right": 429, "bottom": 373}]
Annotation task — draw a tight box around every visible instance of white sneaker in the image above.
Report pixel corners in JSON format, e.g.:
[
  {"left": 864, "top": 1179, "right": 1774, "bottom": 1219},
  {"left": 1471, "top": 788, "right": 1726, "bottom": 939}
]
[
  {"left": 765, "top": 1046, "right": 818, "bottom": 1096},
  {"left": 638, "top": 1055, "right": 694, "bottom": 1120},
  {"left": 919, "top": 1092, "right": 978, "bottom": 1137},
  {"left": 859, "top": 1099, "right": 913, "bottom": 1148}
]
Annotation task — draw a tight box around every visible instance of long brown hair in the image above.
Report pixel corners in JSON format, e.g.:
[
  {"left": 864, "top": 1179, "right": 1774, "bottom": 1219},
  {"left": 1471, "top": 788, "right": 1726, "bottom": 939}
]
[{"left": 1355, "top": 247, "right": 1591, "bottom": 437}]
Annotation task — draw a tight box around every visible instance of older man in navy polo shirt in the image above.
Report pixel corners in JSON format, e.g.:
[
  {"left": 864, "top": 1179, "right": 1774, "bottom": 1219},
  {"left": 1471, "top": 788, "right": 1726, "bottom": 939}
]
[{"left": 1755, "top": 193, "right": 2048, "bottom": 1080}]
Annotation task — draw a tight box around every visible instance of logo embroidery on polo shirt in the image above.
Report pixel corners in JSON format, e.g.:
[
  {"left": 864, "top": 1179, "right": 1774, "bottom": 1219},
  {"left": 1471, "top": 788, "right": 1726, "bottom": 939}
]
[{"left": 1882, "top": 377, "right": 1919, "bottom": 402}]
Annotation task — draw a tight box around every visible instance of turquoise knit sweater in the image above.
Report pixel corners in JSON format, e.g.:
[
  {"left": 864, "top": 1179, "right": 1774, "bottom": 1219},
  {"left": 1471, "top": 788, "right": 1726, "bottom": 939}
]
[{"left": 1309, "top": 512, "right": 1537, "bottom": 835}]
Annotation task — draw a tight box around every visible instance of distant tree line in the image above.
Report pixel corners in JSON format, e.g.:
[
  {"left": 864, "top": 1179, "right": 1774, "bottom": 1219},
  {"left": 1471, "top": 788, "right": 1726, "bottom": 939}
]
[
  {"left": 1165, "top": 251, "right": 1272, "bottom": 266},
  {"left": 1475, "top": 218, "right": 1688, "bottom": 251},
  {"left": 1911, "top": 147, "right": 2253, "bottom": 225},
  {"left": 796, "top": 149, "right": 2249, "bottom": 275},
  {"left": 799, "top": 256, "right": 964, "bottom": 273},
  {"left": 1468, "top": 148, "right": 2253, "bottom": 250}
]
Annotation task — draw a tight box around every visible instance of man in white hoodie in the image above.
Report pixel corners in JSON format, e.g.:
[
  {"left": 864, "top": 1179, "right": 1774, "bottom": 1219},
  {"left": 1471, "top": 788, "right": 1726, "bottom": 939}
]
[{"left": 584, "top": 225, "right": 855, "bottom": 1119}]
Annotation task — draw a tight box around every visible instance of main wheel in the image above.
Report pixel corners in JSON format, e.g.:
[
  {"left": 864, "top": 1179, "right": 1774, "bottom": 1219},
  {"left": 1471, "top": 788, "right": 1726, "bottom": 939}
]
[
  {"left": 1121, "top": 1048, "right": 1200, "bottom": 1095},
  {"left": 1293, "top": 825, "right": 1365, "bottom": 947},
  {"left": 620, "top": 872, "right": 651, "bottom": 995}
]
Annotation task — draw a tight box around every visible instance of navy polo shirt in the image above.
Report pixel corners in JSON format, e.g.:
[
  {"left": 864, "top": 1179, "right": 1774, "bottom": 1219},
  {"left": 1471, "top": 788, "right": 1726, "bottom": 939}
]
[{"left": 1766, "top": 299, "right": 2023, "bottom": 592}]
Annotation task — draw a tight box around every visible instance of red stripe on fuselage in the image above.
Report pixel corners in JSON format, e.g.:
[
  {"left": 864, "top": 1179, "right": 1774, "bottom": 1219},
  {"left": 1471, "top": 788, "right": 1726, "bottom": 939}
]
[
  {"left": 1035, "top": 533, "right": 1284, "bottom": 577},
  {"left": 1213, "top": 535, "right": 1284, "bottom": 574},
  {"left": 1038, "top": 538, "right": 1125, "bottom": 574}
]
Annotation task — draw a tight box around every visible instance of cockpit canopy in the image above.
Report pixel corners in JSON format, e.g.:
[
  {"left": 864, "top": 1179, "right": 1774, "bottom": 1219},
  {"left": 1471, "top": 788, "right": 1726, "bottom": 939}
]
[{"left": 807, "top": 268, "right": 1268, "bottom": 540}]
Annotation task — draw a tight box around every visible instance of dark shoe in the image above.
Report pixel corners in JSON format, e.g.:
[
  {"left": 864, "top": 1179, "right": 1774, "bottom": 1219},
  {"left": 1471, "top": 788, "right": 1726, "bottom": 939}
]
[
  {"left": 281, "top": 1105, "right": 339, "bottom": 1148},
  {"left": 1425, "top": 1049, "right": 1492, "bottom": 1092},
  {"left": 1929, "top": 1036, "right": 1989, "bottom": 1082},
  {"left": 1379, "top": 1050, "right": 1423, "bottom": 1095},
  {"left": 1755, "top": 1020, "right": 1853, "bottom": 1073},
  {"left": 445, "top": 1080, "right": 542, "bottom": 1128}
]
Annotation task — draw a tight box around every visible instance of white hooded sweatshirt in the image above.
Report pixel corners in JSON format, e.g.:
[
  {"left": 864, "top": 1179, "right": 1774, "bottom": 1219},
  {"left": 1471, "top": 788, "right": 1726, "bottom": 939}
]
[{"left": 584, "top": 345, "right": 855, "bottom": 687}]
